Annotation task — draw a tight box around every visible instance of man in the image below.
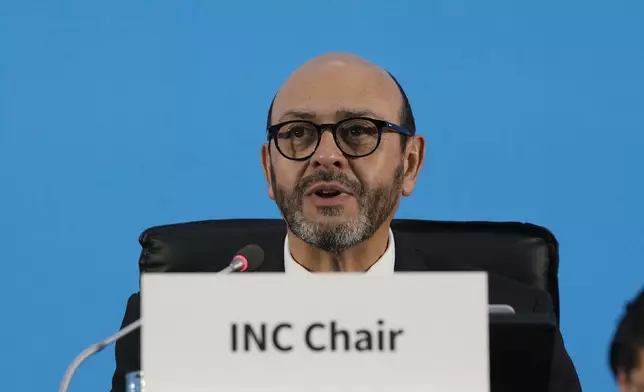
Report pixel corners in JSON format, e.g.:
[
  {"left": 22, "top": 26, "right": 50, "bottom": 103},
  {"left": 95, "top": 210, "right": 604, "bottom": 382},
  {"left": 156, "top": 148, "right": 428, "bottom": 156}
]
[
  {"left": 610, "top": 287, "right": 644, "bottom": 392},
  {"left": 111, "top": 52, "right": 581, "bottom": 391}
]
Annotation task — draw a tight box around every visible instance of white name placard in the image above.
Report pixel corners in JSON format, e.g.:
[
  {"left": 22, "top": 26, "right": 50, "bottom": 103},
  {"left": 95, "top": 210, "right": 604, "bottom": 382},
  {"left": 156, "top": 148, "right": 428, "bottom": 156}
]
[{"left": 141, "top": 272, "right": 489, "bottom": 392}]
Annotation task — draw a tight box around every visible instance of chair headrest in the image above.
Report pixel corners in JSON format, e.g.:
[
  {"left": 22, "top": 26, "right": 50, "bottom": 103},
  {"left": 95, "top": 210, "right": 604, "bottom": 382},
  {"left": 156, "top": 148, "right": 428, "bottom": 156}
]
[{"left": 137, "top": 218, "right": 560, "bottom": 319}]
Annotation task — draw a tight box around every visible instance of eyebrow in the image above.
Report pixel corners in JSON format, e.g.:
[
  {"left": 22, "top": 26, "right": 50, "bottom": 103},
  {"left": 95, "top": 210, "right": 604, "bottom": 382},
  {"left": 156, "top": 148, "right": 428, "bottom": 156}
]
[{"left": 278, "top": 108, "right": 381, "bottom": 122}]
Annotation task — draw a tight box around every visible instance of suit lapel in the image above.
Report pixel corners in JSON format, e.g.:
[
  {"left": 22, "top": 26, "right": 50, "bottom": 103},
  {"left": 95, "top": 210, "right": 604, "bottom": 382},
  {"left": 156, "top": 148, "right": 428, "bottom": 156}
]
[
  {"left": 393, "top": 230, "right": 430, "bottom": 272},
  {"left": 254, "top": 229, "right": 286, "bottom": 272}
]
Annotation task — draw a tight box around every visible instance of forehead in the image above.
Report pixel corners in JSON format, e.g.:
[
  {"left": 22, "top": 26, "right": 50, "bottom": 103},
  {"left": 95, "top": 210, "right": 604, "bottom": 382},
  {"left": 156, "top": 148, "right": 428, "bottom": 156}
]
[{"left": 272, "top": 62, "right": 403, "bottom": 124}]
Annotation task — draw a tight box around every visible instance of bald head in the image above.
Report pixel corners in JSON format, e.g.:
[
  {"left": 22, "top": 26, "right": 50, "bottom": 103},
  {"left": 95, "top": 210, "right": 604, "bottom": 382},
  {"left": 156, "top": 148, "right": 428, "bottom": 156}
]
[
  {"left": 292, "top": 52, "right": 378, "bottom": 73},
  {"left": 266, "top": 52, "right": 415, "bottom": 137}
]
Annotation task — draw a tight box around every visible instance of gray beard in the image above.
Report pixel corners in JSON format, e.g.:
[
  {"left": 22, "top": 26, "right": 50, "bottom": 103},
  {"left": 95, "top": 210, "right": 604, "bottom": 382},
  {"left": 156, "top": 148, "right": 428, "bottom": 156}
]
[{"left": 271, "top": 166, "right": 404, "bottom": 254}]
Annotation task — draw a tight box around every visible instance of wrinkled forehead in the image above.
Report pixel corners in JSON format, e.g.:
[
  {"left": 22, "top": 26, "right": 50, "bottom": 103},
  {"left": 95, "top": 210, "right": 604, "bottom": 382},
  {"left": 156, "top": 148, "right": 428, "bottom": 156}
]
[{"left": 271, "top": 62, "right": 403, "bottom": 125}]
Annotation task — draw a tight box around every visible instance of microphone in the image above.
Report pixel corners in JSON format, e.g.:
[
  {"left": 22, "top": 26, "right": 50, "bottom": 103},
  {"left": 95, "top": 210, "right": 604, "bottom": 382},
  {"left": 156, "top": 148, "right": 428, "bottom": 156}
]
[
  {"left": 58, "top": 244, "right": 265, "bottom": 392},
  {"left": 213, "top": 244, "right": 265, "bottom": 274}
]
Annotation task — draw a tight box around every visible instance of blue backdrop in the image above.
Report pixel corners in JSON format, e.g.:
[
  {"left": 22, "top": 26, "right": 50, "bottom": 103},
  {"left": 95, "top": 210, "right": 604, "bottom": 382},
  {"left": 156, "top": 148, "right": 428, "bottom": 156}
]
[{"left": 1, "top": 0, "right": 642, "bottom": 391}]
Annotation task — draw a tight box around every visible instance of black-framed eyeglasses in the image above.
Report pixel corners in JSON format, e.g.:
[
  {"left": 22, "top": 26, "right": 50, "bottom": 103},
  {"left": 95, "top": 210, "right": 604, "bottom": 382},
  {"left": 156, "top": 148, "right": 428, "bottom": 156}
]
[{"left": 266, "top": 117, "right": 414, "bottom": 161}]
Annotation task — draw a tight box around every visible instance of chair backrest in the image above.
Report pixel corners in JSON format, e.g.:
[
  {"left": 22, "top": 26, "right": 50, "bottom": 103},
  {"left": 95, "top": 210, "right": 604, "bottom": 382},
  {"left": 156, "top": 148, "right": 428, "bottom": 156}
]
[{"left": 137, "top": 218, "right": 561, "bottom": 319}]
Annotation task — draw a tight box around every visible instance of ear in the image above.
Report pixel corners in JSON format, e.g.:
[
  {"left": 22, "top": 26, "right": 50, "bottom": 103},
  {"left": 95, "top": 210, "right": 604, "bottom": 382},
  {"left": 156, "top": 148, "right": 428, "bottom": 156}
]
[
  {"left": 402, "top": 135, "right": 426, "bottom": 197},
  {"left": 260, "top": 143, "right": 275, "bottom": 200}
]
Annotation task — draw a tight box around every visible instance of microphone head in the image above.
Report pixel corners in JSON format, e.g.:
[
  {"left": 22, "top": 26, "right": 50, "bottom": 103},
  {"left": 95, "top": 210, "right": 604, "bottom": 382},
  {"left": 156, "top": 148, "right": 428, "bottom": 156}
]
[{"left": 231, "top": 244, "right": 264, "bottom": 272}]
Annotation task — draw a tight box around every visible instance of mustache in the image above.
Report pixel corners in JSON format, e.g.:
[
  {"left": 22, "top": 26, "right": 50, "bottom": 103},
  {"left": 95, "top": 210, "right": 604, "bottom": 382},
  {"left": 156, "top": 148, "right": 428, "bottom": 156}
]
[{"left": 295, "top": 171, "right": 362, "bottom": 196}]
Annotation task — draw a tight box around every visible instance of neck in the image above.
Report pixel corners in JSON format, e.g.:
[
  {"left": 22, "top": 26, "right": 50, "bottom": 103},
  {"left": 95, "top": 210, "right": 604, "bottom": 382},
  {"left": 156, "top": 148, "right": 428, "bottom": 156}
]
[{"left": 288, "top": 224, "right": 391, "bottom": 272}]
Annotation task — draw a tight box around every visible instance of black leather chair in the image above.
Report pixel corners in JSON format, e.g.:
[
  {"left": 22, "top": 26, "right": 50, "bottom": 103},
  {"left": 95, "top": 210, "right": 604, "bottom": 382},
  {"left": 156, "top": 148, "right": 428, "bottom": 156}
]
[{"left": 136, "top": 218, "right": 561, "bottom": 321}]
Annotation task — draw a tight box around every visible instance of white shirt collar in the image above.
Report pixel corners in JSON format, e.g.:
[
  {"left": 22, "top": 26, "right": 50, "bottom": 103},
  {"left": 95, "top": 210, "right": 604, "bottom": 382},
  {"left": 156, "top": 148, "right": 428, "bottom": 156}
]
[{"left": 284, "top": 229, "right": 396, "bottom": 275}]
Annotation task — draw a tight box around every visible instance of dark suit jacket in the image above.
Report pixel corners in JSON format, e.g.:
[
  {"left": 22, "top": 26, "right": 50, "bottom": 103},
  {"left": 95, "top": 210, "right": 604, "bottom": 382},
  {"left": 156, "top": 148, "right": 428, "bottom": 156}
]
[{"left": 111, "top": 229, "right": 581, "bottom": 392}]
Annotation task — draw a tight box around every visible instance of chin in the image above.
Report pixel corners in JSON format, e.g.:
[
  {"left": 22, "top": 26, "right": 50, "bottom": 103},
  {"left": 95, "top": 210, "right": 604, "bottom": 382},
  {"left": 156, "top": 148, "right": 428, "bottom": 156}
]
[
  {"left": 300, "top": 203, "right": 349, "bottom": 218},
  {"left": 307, "top": 214, "right": 356, "bottom": 227}
]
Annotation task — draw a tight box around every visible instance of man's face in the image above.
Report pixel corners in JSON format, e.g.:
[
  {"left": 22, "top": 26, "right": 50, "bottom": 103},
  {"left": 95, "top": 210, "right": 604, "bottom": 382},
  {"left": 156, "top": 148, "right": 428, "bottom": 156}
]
[{"left": 261, "top": 56, "right": 422, "bottom": 253}]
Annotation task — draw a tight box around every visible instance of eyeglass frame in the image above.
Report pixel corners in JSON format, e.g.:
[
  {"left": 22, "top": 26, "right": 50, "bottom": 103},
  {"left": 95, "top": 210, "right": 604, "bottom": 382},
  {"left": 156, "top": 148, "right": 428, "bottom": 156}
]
[{"left": 266, "top": 117, "right": 415, "bottom": 161}]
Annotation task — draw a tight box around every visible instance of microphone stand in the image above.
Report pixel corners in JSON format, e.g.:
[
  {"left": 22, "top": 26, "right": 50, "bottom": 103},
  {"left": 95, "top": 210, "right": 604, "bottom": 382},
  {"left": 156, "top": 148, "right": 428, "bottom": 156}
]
[
  {"left": 58, "top": 244, "right": 262, "bottom": 392},
  {"left": 58, "top": 319, "right": 141, "bottom": 392}
]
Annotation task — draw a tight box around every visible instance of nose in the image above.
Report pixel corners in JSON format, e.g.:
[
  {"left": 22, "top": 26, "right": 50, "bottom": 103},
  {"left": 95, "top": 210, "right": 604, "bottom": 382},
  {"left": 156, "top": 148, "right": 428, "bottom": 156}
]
[{"left": 310, "top": 129, "right": 348, "bottom": 171}]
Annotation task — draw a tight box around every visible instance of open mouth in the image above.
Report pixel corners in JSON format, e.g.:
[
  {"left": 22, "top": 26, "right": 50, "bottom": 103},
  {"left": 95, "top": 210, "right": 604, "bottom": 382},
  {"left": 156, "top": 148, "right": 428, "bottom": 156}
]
[
  {"left": 306, "top": 182, "right": 354, "bottom": 205},
  {"left": 314, "top": 189, "right": 343, "bottom": 198}
]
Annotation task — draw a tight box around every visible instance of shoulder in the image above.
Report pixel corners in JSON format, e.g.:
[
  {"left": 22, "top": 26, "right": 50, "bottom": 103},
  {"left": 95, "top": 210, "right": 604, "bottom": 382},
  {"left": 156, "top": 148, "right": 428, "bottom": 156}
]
[
  {"left": 123, "top": 292, "right": 141, "bottom": 321},
  {"left": 112, "top": 292, "right": 142, "bottom": 392},
  {"left": 407, "top": 242, "right": 552, "bottom": 314},
  {"left": 486, "top": 270, "right": 554, "bottom": 314}
]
